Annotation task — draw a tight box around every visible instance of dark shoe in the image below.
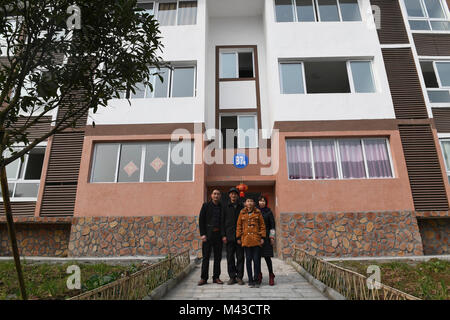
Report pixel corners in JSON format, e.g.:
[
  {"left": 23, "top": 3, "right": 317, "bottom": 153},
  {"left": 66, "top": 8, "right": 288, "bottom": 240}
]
[
  {"left": 213, "top": 278, "right": 224, "bottom": 284},
  {"left": 248, "top": 281, "right": 255, "bottom": 288},
  {"left": 254, "top": 282, "right": 260, "bottom": 288},
  {"left": 237, "top": 278, "right": 245, "bottom": 285},
  {"left": 198, "top": 279, "right": 207, "bottom": 286},
  {"left": 258, "top": 272, "right": 263, "bottom": 284},
  {"left": 227, "top": 278, "right": 237, "bottom": 285},
  {"left": 269, "top": 273, "right": 275, "bottom": 286}
]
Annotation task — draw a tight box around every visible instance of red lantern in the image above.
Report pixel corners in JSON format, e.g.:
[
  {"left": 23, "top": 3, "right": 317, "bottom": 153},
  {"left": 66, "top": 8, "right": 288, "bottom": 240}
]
[{"left": 236, "top": 183, "right": 248, "bottom": 198}]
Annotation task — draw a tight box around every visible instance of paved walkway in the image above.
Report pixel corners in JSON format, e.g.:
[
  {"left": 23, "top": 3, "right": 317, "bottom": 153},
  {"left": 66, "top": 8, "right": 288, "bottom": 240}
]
[{"left": 164, "top": 258, "right": 328, "bottom": 300}]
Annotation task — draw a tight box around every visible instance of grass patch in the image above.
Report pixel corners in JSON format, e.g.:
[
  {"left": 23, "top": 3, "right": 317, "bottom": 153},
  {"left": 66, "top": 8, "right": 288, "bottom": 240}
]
[
  {"left": 0, "top": 261, "right": 145, "bottom": 300},
  {"left": 330, "top": 258, "right": 449, "bottom": 300}
]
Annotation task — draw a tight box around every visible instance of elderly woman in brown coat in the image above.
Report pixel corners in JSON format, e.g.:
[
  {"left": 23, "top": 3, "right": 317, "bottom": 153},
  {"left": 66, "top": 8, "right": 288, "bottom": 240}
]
[{"left": 236, "top": 196, "right": 266, "bottom": 288}]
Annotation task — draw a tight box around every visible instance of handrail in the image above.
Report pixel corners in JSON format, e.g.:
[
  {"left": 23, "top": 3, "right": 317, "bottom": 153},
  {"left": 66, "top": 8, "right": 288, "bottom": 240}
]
[
  {"left": 68, "top": 249, "right": 190, "bottom": 300},
  {"left": 292, "top": 246, "right": 420, "bottom": 300}
]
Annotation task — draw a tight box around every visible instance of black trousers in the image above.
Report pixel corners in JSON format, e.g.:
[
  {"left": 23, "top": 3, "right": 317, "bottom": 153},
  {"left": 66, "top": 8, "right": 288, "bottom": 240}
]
[
  {"left": 226, "top": 241, "right": 245, "bottom": 280},
  {"left": 200, "top": 231, "right": 223, "bottom": 281},
  {"left": 244, "top": 246, "right": 261, "bottom": 283}
]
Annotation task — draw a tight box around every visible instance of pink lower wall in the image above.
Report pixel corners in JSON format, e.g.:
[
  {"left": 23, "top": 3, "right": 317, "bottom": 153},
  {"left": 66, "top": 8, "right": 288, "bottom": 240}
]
[
  {"left": 74, "top": 133, "right": 205, "bottom": 217},
  {"left": 275, "top": 129, "right": 415, "bottom": 214},
  {"left": 432, "top": 127, "right": 450, "bottom": 203},
  {"left": 74, "top": 127, "right": 427, "bottom": 217}
]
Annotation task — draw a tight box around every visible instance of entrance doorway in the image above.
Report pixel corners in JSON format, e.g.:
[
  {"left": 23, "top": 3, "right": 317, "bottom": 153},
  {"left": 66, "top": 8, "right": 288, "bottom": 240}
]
[{"left": 206, "top": 186, "right": 274, "bottom": 211}]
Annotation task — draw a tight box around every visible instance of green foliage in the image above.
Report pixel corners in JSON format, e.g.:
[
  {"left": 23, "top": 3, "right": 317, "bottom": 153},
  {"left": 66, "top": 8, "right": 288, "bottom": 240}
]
[
  {"left": 81, "top": 272, "right": 121, "bottom": 292},
  {"left": 332, "top": 259, "right": 449, "bottom": 300},
  {"left": 0, "top": 0, "right": 163, "bottom": 166},
  {"left": 0, "top": 261, "right": 144, "bottom": 299}
]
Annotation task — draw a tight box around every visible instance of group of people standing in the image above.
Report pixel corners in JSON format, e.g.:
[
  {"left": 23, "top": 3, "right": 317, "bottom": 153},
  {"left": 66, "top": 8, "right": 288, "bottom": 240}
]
[{"left": 198, "top": 188, "right": 276, "bottom": 288}]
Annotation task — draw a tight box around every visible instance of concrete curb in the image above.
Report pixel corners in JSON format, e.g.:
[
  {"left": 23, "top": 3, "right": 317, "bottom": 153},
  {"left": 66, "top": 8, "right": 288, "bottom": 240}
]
[
  {"left": 324, "top": 254, "right": 450, "bottom": 263},
  {"left": 287, "top": 258, "right": 346, "bottom": 300},
  {"left": 0, "top": 255, "right": 199, "bottom": 266},
  {"left": 144, "top": 258, "right": 199, "bottom": 300}
]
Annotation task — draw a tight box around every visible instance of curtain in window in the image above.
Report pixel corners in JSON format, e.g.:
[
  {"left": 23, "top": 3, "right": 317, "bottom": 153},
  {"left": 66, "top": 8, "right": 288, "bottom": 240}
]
[
  {"left": 178, "top": 1, "right": 197, "bottom": 25},
  {"left": 312, "top": 140, "right": 338, "bottom": 179},
  {"left": 364, "top": 139, "right": 392, "bottom": 178},
  {"left": 286, "top": 140, "right": 313, "bottom": 179},
  {"left": 339, "top": 139, "right": 366, "bottom": 178},
  {"left": 158, "top": 2, "right": 177, "bottom": 26}
]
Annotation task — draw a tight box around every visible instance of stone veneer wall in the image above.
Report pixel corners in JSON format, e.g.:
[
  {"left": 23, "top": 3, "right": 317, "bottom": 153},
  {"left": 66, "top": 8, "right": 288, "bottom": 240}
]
[
  {"left": 0, "top": 221, "right": 71, "bottom": 257},
  {"left": 278, "top": 211, "right": 424, "bottom": 258},
  {"left": 417, "top": 218, "right": 450, "bottom": 255},
  {"left": 68, "top": 216, "right": 201, "bottom": 257}
]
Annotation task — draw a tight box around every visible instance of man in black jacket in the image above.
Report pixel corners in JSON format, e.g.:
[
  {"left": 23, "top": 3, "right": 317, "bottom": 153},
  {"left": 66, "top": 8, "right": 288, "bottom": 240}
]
[
  {"left": 222, "top": 187, "right": 245, "bottom": 285},
  {"left": 198, "top": 189, "right": 225, "bottom": 285}
]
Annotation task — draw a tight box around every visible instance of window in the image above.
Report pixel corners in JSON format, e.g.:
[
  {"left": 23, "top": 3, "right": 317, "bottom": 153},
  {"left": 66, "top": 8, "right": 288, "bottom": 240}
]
[
  {"left": 90, "top": 141, "right": 194, "bottom": 183},
  {"left": 177, "top": 1, "right": 198, "bottom": 25},
  {"left": 405, "top": 0, "right": 449, "bottom": 31},
  {"left": 420, "top": 60, "right": 450, "bottom": 103},
  {"left": 172, "top": 67, "right": 196, "bottom": 97},
  {"left": 338, "top": 139, "right": 366, "bottom": 178},
  {"left": 275, "top": 0, "right": 295, "bottom": 22},
  {"left": 317, "top": 0, "right": 340, "bottom": 21},
  {"left": 349, "top": 61, "right": 376, "bottom": 93},
  {"left": 305, "top": 61, "right": 350, "bottom": 93},
  {"left": 120, "top": 65, "right": 196, "bottom": 99},
  {"left": 137, "top": 1, "right": 155, "bottom": 15},
  {"left": 158, "top": 2, "right": 177, "bottom": 26},
  {"left": 279, "top": 60, "right": 375, "bottom": 94},
  {"left": 312, "top": 139, "right": 339, "bottom": 179},
  {"left": 0, "top": 146, "right": 45, "bottom": 200},
  {"left": 220, "top": 115, "right": 258, "bottom": 148},
  {"left": 279, "top": 62, "right": 305, "bottom": 94},
  {"left": 91, "top": 144, "right": 120, "bottom": 183},
  {"left": 138, "top": 1, "right": 197, "bottom": 26},
  {"left": 286, "top": 138, "right": 393, "bottom": 180},
  {"left": 219, "top": 50, "right": 254, "bottom": 79},
  {"left": 275, "top": 0, "right": 361, "bottom": 22},
  {"left": 338, "top": 0, "right": 362, "bottom": 21},
  {"left": 296, "top": 0, "right": 316, "bottom": 22},
  {"left": 0, "top": 13, "right": 20, "bottom": 57},
  {"left": 152, "top": 66, "right": 171, "bottom": 98},
  {"left": 440, "top": 139, "right": 450, "bottom": 182}
]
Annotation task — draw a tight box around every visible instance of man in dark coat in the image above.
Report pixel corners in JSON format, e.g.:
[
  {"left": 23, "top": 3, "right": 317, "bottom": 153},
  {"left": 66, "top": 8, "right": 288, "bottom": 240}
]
[
  {"left": 198, "top": 189, "right": 225, "bottom": 285},
  {"left": 221, "top": 187, "right": 245, "bottom": 285}
]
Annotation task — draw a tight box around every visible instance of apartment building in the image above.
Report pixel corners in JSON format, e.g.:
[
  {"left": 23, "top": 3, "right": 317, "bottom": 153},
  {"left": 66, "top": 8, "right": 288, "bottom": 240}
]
[{"left": 1, "top": 0, "right": 449, "bottom": 258}]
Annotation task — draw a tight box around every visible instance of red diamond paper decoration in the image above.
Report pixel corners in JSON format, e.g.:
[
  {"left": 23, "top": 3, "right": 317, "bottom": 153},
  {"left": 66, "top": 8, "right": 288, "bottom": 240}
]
[
  {"left": 123, "top": 161, "right": 139, "bottom": 177},
  {"left": 150, "top": 157, "right": 165, "bottom": 172}
]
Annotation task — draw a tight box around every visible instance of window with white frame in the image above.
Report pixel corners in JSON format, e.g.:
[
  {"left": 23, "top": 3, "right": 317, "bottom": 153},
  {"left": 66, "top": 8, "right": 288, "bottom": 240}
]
[
  {"left": 137, "top": 1, "right": 197, "bottom": 26},
  {"left": 219, "top": 50, "right": 255, "bottom": 79},
  {"left": 274, "top": 0, "right": 361, "bottom": 23},
  {"left": 220, "top": 115, "right": 258, "bottom": 149},
  {"left": 279, "top": 60, "right": 375, "bottom": 94},
  {"left": 439, "top": 139, "right": 450, "bottom": 182},
  {"left": 286, "top": 138, "right": 394, "bottom": 180},
  {"left": 90, "top": 141, "right": 194, "bottom": 183},
  {"left": 420, "top": 60, "right": 450, "bottom": 103},
  {"left": 0, "top": 146, "right": 46, "bottom": 200},
  {"left": 404, "top": 0, "right": 450, "bottom": 31},
  {"left": 0, "top": 14, "right": 20, "bottom": 57},
  {"left": 119, "top": 64, "right": 196, "bottom": 99},
  {"left": 137, "top": 1, "right": 155, "bottom": 15}
]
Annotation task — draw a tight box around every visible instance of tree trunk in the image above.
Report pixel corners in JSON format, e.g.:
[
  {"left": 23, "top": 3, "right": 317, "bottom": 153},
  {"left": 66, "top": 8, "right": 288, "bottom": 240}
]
[{"left": 0, "top": 165, "right": 27, "bottom": 300}]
